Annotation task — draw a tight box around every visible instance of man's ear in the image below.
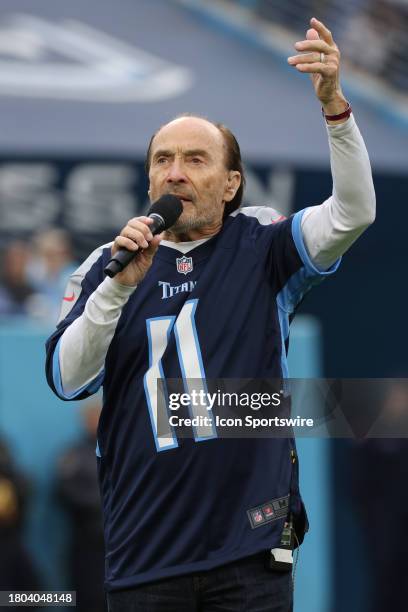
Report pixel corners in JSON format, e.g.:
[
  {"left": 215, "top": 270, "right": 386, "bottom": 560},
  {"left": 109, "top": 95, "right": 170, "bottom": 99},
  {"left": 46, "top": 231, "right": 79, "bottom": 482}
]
[{"left": 224, "top": 171, "right": 241, "bottom": 203}]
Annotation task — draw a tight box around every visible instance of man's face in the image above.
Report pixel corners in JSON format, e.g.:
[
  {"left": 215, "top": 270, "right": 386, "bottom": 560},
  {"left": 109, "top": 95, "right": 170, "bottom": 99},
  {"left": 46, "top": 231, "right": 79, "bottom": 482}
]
[{"left": 148, "top": 117, "right": 239, "bottom": 234}]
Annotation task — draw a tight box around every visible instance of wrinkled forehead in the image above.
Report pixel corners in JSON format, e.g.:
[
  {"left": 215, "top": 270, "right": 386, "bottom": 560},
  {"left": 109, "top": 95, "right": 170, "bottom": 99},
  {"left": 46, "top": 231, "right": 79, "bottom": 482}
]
[{"left": 151, "top": 117, "right": 226, "bottom": 158}]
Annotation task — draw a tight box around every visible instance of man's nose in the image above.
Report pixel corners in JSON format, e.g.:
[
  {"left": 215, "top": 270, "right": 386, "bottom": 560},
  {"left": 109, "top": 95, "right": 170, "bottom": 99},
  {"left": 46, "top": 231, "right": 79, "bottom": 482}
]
[{"left": 166, "top": 160, "right": 187, "bottom": 184}]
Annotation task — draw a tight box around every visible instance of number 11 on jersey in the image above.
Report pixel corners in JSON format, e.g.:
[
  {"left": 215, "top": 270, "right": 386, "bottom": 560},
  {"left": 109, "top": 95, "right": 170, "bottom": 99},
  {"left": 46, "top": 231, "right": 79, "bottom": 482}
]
[{"left": 144, "top": 299, "right": 217, "bottom": 452}]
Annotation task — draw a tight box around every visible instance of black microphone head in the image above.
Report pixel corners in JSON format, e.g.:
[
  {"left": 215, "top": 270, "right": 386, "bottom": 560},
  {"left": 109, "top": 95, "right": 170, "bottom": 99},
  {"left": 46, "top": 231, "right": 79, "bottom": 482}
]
[{"left": 148, "top": 194, "right": 183, "bottom": 231}]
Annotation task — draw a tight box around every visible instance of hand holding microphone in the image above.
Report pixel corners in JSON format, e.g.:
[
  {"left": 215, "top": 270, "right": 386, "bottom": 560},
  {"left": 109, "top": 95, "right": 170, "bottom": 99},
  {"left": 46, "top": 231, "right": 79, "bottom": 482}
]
[{"left": 105, "top": 194, "right": 183, "bottom": 285}]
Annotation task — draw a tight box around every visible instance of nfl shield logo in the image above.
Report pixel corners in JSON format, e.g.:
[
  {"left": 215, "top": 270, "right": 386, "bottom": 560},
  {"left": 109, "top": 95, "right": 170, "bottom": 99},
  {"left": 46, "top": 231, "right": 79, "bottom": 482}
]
[
  {"left": 252, "top": 510, "right": 264, "bottom": 524},
  {"left": 176, "top": 256, "right": 193, "bottom": 275}
]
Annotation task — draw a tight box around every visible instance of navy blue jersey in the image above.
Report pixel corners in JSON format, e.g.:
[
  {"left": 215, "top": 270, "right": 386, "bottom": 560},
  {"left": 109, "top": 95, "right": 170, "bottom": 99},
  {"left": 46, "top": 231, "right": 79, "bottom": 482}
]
[{"left": 46, "top": 208, "right": 339, "bottom": 590}]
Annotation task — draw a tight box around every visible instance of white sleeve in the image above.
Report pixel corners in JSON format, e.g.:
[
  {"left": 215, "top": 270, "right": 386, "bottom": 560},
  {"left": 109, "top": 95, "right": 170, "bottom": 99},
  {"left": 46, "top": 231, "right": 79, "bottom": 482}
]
[
  {"left": 301, "top": 114, "right": 376, "bottom": 269},
  {"left": 59, "top": 277, "right": 136, "bottom": 396}
]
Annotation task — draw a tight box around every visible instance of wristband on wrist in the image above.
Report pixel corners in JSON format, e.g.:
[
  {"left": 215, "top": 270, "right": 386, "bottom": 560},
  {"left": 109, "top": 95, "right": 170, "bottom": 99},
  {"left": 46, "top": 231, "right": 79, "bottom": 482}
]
[{"left": 322, "top": 101, "right": 352, "bottom": 122}]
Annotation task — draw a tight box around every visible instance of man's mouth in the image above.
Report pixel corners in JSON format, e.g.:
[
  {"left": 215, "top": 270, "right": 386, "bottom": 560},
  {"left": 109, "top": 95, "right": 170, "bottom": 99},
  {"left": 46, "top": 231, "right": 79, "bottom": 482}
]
[{"left": 166, "top": 192, "right": 193, "bottom": 204}]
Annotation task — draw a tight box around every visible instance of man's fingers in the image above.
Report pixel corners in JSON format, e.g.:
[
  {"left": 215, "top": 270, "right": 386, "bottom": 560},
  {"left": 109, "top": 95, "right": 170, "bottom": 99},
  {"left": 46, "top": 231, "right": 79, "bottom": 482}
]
[
  {"left": 310, "top": 17, "right": 334, "bottom": 45},
  {"left": 288, "top": 52, "right": 323, "bottom": 66},
  {"left": 112, "top": 216, "right": 161, "bottom": 259},
  {"left": 128, "top": 216, "right": 153, "bottom": 226},
  {"left": 113, "top": 236, "right": 140, "bottom": 253},
  {"left": 294, "top": 39, "right": 334, "bottom": 55},
  {"left": 126, "top": 217, "right": 154, "bottom": 241},
  {"left": 290, "top": 18, "right": 341, "bottom": 105},
  {"left": 140, "top": 234, "right": 163, "bottom": 262},
  {"left": 122, "top": 228, "right": 151, "bottom": 249},
  {"left": 145, "top": 234, "right": 163, "bottom": 252},
  {"left": 112, "top": 233, "right": 162, "bottom": 259},
  {"left": 306, "top": 28, "right": 319, "bottom": 41},
  {"left": 295, "top": 62, "right": 337, "bottom": 76}
]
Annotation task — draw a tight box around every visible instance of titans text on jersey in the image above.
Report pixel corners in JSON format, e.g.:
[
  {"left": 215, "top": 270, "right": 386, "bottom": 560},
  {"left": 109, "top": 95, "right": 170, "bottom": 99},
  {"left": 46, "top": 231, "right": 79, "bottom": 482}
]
[{"left": 159, "top": 280, "right": 197, "bottom": 299}]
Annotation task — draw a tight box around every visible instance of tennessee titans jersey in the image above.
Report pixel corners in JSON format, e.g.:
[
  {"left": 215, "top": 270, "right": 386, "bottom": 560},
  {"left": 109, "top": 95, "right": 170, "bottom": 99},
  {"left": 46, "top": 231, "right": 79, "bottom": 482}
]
[{"left": 46, "top": 207, "right": 339, "bottom": 590}]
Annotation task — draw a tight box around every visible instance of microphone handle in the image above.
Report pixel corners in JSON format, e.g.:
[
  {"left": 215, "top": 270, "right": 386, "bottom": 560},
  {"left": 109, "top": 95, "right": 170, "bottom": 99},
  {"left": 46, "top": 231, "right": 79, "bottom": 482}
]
[{"left": 104, "top": 214, "right": 164, "bottom": 278}]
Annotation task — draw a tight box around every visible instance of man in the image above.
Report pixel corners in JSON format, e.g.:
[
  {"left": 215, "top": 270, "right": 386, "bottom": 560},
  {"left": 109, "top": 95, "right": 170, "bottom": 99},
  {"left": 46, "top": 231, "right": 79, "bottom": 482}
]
[{"left": 46, "top": 18, "right": 375, "bottom": 612}]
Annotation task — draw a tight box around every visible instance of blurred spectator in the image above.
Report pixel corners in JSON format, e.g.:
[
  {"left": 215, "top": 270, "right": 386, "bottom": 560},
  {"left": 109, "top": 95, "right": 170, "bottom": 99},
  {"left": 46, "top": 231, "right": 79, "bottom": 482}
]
[
  {"left": 255, "top": 0, "right": 313, "bottom": 31},
  {"left": 55, "top": 401, "right": 107, "bottom": 612},
  {"left": 351, "top": 380, "right": 408, "bottom": 612},
  {"left": 340, "top": 3, "right": 391, "bottom": 76},
  {"left": 25, "top": 228, "right": 77, "bottom": 321},
  {"left": 237, "top": 0, "right": 408, "bottom": 94},
  {"left": 0, "top": 241, "right": 34, "bottom": 316},
  {"left": 0, "top": 229, "right": 78, "bottom": 320},
  {"left": 339, "top": 0, "right": 400, "bottom": 80},
  {"left": 383, "top": 0, "right": 408, "bottom": 91},
  {"left": 0, "top": 436, "right": 42, "bottom": 599}
]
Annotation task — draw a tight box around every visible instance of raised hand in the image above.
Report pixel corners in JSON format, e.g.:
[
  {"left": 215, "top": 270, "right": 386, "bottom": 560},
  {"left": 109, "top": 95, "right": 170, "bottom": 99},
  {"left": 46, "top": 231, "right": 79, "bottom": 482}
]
[{"left": 288, "top": 17, "right": 348, "bottom": 119}]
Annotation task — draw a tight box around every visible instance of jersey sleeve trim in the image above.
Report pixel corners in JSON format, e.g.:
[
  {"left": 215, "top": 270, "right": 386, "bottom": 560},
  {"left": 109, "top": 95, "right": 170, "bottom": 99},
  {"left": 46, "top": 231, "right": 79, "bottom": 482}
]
[
  {"left": 276, "top": 211, "right": 341, "bottom": 315},
  {"left": 277, "top": 308, "right": 290, "bottom": 378},
  {"left": 52, "top": 334, "right": 105, "bottom": 400},
  {"left": 292, "top": 210, "right": 341, "bottom": 276}
]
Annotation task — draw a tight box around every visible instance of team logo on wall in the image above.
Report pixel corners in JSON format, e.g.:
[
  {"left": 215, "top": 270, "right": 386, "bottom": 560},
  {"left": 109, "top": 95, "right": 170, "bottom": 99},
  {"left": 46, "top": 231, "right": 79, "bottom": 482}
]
[
  {"left": 0, "top": 14, "right": 193, "bottom": 102},
  {"left": 176, "top": 256, "right": 193, "bottom": 275}
]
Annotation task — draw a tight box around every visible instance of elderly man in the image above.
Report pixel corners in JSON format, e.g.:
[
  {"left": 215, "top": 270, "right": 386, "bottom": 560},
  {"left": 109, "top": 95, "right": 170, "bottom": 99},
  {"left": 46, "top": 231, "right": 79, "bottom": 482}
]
[{"left": 46, "top": 18, "right": 375, "bottom": 612}]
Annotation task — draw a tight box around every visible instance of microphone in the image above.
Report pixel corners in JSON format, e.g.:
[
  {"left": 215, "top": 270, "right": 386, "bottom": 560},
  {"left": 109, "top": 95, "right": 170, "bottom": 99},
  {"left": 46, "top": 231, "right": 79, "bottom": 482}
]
[{"left": 104, "top": 194, "right": 183, "bottom": 278}]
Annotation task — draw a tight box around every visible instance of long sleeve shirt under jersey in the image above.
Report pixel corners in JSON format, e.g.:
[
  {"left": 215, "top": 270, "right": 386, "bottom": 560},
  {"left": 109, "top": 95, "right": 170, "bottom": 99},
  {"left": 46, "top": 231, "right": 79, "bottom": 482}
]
[{"left": 58, "top": 114, "right": 376, "bottom": 395}]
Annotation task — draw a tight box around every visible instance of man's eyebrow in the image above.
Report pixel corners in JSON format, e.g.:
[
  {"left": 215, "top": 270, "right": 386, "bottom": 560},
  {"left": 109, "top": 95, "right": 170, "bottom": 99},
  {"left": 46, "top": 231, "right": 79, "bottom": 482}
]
[
  {"left": 152, "top": 148, "right": 211, "bottom": 159},
  {"left": 152, "top": 149, "right": 174, "bottom": 160},
  {"left": 184, "top": 149, "right": 210, "bottom": 158}
]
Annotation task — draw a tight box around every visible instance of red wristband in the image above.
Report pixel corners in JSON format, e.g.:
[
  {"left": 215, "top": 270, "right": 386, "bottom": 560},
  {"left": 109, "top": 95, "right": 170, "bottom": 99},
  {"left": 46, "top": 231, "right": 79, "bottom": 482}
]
[{"left": 322, "top": 102, "right": 352, "bottom": 121}]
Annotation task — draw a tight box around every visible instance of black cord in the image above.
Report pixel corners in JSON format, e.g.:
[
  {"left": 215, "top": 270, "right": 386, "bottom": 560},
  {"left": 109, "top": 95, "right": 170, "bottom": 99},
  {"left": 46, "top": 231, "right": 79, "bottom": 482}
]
[{"left": 292, "top": 531, "right": 300, "bottom": 592}]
